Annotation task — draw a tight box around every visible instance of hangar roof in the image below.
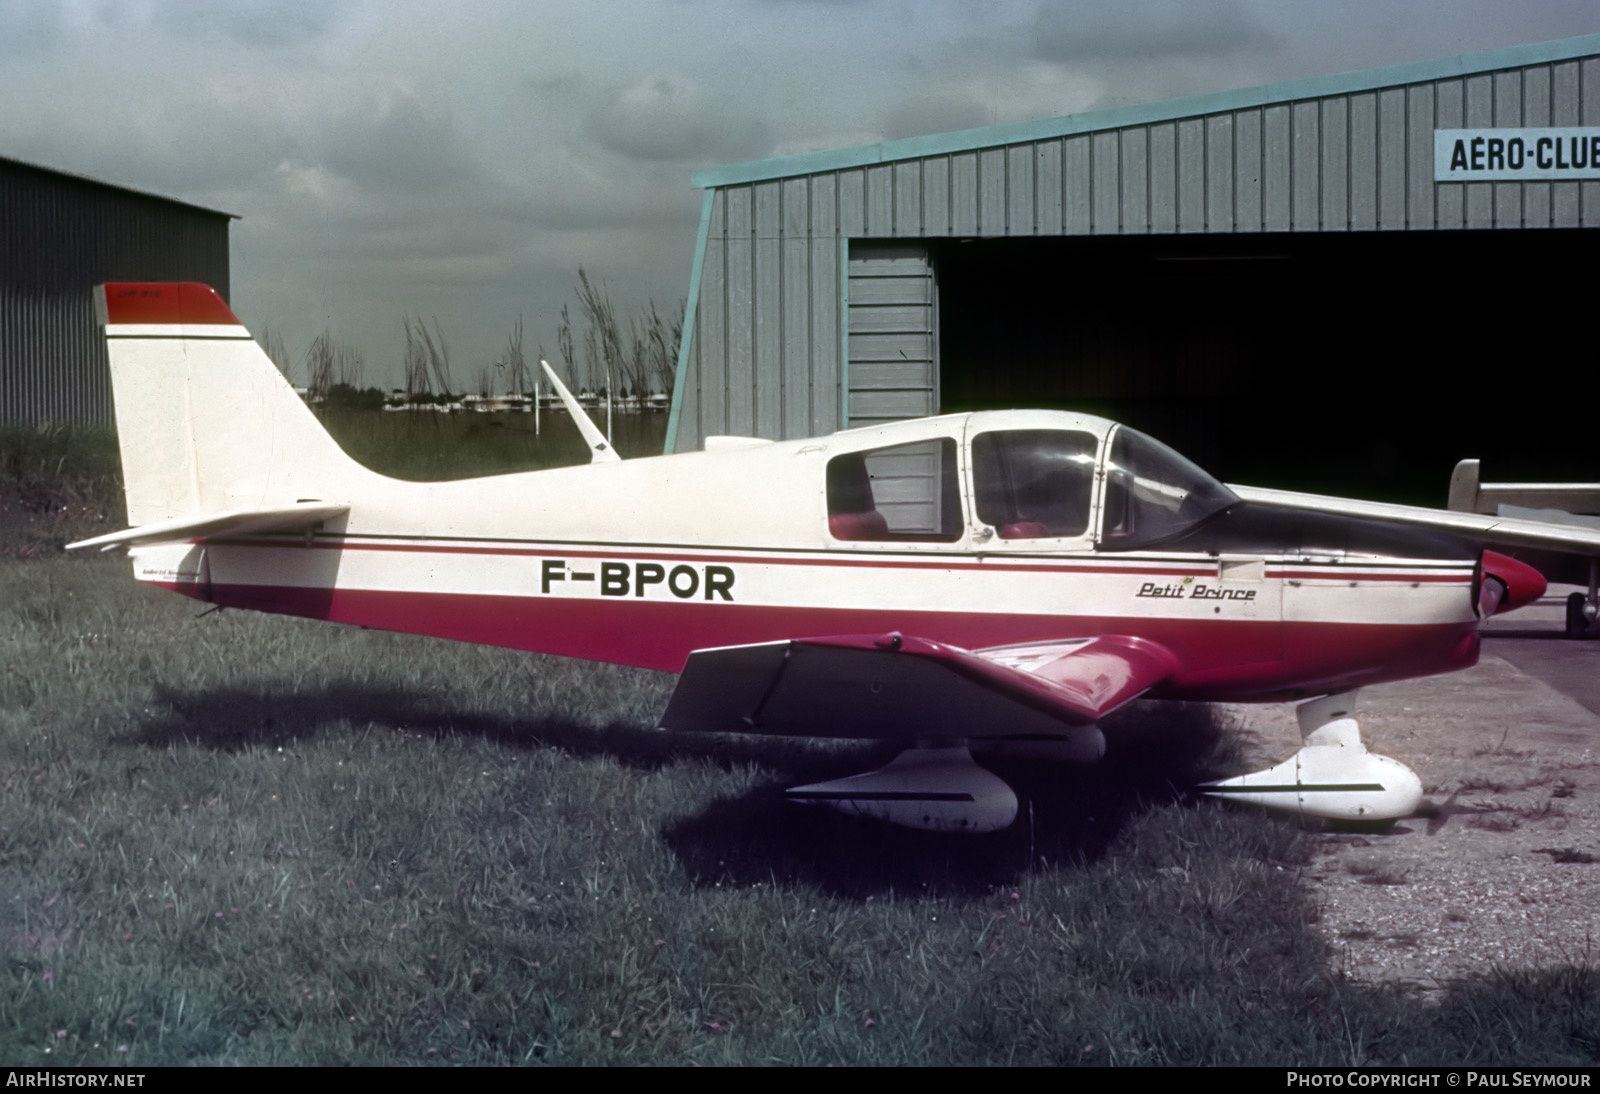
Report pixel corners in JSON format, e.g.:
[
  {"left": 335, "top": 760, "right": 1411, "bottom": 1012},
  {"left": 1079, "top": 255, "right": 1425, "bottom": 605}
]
[
  {"left": 0, "top": 153, "right": 238, "bottom": 220},
  {"left": 691, "top": 32, "right": 1600, "bottom": 190}
]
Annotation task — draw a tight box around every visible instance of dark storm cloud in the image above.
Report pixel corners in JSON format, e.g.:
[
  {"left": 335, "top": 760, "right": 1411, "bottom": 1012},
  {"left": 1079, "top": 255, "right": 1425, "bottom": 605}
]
[
  {"left": 1032, "top": 0, "right": 1280, "bottom": 63},
  {"left": 7, "top": 0, "right": 1591, "bottom": 390},
  {"left": 148, "top": 0, "right": 345, "bottom": 47},
  {"left": 0, "top": 0, "right": 62, "bottom": 58},
  {"left": 315, "top": 88, "right": 493, "bottom": 198},
  {"left": 881, "top": 94, "right": 994, "bottom": 141},
  {"left": 0, "top": 87, "right": 293, "bottom": 200},
  {"left": 529, "top": 179, "right": 703, "bottom": 233},
  {"left": 586, "top": 75, "right": 772, "bottom": 163},
  {"left": 254, "top": 96, "right": 538, "bottom": 282}
]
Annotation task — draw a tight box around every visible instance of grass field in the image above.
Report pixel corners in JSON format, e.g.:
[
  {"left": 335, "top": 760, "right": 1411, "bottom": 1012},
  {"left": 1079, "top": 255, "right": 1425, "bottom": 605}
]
[
  {"left": 0, "top": 412, "right": 665, "bottom": 556},
  {"left": 316, "top": 407, "right": 669, "bottom": 482},
  {"left": 1, "top": 425, "right": 1597, "bottom": 1065}
]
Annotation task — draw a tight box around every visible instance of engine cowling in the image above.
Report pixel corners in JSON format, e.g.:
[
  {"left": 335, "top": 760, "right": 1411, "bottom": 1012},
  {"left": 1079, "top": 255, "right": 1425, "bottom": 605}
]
[{"left": 1479, "top": 550, "right": 1547, "bottom": 616}]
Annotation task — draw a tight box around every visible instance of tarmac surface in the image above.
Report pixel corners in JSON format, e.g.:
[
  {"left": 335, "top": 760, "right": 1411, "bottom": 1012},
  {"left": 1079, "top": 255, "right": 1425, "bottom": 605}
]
[
  {"left": 1481, "top": 585, "right": 1600, "bottom": 716},
  {"left": 1224, "top": 585, "right": 1600, "bottom": 992}
]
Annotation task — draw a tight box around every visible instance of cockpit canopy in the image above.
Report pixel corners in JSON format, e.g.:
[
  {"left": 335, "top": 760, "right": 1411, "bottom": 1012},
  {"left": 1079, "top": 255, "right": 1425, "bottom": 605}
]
[
  {"left": 1098, "top": 426, "right": 1239, "bottom": 550},
  {"left": 826, "top": 415, "right": 1239, "bottom": 550}
]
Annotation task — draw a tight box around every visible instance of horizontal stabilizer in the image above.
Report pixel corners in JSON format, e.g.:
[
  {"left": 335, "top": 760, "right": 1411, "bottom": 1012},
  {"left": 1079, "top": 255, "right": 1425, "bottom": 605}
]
[
  {"left": 661, "top": 631, "right": 1175, "bottom": 743},
  {"left": 66, "top": 501, "right": 348, "bottom": 552}
]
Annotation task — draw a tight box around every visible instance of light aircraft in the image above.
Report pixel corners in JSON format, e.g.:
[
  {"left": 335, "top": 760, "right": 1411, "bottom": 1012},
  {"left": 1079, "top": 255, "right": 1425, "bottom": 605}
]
[{"left": 73, "top": 282, "right": 1559, "bottom": 833}]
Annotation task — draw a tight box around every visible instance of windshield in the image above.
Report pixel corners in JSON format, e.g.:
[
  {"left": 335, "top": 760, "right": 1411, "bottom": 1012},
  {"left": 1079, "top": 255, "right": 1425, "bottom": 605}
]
[{"left": 1099, "top": 426, "right": 1238, "bottom": 550}]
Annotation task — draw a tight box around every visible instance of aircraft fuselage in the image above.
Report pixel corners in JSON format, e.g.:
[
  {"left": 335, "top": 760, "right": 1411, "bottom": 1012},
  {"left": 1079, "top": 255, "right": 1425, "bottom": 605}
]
[{"left": 126, "top": 409, "right": 1483, "bottom": 703}]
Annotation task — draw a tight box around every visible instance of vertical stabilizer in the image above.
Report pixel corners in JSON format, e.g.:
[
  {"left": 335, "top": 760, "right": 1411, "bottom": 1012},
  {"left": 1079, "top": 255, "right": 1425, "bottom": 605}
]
[{"left": 99, "top": 283, "right": 371, "bottom": 526}]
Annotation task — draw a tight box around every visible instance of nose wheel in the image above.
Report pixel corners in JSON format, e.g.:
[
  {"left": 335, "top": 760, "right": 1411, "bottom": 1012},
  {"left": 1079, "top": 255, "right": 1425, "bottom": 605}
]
[{"left": 1199, "top": 690, "right": 1423, "bottom": 825}]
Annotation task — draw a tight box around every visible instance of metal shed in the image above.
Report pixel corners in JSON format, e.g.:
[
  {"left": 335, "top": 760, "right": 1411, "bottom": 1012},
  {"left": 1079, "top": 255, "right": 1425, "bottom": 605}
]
[
  {"left": 669, "top": 33, "right": 1600, "bottom": 502},
  {"left": 1, "top": 156, "right": 233, "bottom": 426}
]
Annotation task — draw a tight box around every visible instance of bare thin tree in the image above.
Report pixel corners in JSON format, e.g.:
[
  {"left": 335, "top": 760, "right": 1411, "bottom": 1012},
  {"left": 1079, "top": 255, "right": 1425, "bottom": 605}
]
[
  {"left": 575, "top": 269, "right": 623, "bottom": 396},
  {"left": 649, "top": 299, "right": 685, "bottom": 396},
  {"left": 402, "top": 315, "right": 434, "bottom": 404},
  {"left": 504, "top": 315, "right": 528, "bottom": 398},
  {"left": 557, "top": 304, "right": 575, "bottom": 386},
  {"left": 304, "top": 331, "right": 335, "bottom": 402},
  {"left": 562, "top": 269, "right": 683, "bottom": 402},
  {"left": 258, "top": 327, "right": 293, "bottom": 384},
  {"left": 334, "top": 339, "right": 363, "bottom": 390},
  {"left": 402, "top": 314, "right": 456, "bottom": 403}
]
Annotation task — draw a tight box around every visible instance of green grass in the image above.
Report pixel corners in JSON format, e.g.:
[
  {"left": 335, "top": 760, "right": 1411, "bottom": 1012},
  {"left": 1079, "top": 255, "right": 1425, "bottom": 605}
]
[
  {"left": 1, "top": 558, "right": 1597, "bottom": 1066},
  {"left": 0, "top": 412, "right": 667, "bottom": 555},
  {"left": 318, "top": 409, "right": 667, "bottom": 481},
  {"left": 0, "top": 424, "right": 124, "bottom": 557},
  {"left": 2, "top": 424, "right": 1597, "bottom": 1065}
]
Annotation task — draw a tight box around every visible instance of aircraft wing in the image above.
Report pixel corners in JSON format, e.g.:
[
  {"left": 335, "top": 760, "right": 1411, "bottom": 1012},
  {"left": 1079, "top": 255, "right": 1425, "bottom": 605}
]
[
  {"left": 65, "top": 502, "right": 349, "bottom": 552},
  {"left": 659, "top": 632, "right": 1179, "bottom": 739},
  {"left": 1229, "top": 484, "right": 1600, "bottom": 556}
]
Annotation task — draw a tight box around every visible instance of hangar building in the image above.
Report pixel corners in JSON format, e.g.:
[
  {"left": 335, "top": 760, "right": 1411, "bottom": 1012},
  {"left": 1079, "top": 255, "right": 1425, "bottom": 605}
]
[
  {"left": 1, "top": 156, "right": 232, "bottom": 426},
  {"left": 667, "top": 33, "right": 1600, "bottom": 503}
]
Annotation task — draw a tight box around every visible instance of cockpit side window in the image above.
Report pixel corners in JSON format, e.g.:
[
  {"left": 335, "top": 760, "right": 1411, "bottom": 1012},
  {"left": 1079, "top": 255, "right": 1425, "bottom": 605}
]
[
  {"left": 971, "top": 430, "right": 1098, "bottom": 540},
  {"left": 1099, "top": 426, "right": 1239, "bottom": 550},
  {"left": 827, "top": 438, "right": 962, "bottom": 542}
]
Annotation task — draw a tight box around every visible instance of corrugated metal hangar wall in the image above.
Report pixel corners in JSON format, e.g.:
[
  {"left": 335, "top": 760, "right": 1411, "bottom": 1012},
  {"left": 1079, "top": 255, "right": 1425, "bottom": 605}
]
[
  {"left": 669, "top": 34, "right": 1600, "bottom": 503},
  {"left": 1, "top": 157, "right": 232, "bottom": 426}
]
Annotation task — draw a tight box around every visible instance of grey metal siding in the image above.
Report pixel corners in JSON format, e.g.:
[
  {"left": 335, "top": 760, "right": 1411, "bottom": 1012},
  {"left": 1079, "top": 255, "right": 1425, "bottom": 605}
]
[
  {"left": 676, "top": 42, "right": 1600, "bottom": 451},
  {"left": 844, "top": 56, "right": 1599, "bottom": 237},
  {"left": 845, "top": 243, "right": 936, "bottom": 429},
  {"left": 1, "top": 158, "right": 231, "bottom": 426},
  {"left": 674, "top": 178, "right": 847, "bottom": 451}
]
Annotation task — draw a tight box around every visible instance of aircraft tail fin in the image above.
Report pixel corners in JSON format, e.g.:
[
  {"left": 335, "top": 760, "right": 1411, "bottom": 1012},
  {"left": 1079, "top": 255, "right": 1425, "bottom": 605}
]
[{"left": 94, "top": 283, "right": 371, "bottom": 531}]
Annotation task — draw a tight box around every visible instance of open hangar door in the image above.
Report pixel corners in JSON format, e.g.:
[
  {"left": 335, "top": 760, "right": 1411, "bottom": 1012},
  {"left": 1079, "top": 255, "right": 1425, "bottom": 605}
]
[{"left": 936, "top": 230, "right": 1593, "bottom": 506}]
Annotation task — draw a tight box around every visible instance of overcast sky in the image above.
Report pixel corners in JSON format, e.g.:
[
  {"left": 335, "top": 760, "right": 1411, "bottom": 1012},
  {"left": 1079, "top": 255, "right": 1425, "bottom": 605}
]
[{"left": 3, "top": 0, "right": 1597, "bottom": 390}]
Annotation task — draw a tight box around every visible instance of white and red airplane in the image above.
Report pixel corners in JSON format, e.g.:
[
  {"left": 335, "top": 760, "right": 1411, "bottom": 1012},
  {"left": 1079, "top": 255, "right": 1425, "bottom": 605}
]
[{"left": 72, "top": 282, "right": 1558, "bottom": 833}]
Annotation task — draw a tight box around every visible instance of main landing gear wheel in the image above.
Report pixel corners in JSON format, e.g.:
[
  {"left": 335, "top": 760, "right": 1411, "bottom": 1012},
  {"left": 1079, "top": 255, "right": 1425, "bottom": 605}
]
[
  {"left": 1569, "top": 560, "right": 1600, "bottom": 639},
  {"left": 1566, "top": 592, "right": 1595, "bottom": 639}
]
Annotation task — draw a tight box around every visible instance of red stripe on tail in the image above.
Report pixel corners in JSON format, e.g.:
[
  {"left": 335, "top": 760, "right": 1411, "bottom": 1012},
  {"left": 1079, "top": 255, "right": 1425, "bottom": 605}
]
[{"left": 98, "top": 283, "right": 240, "bottom": 326}]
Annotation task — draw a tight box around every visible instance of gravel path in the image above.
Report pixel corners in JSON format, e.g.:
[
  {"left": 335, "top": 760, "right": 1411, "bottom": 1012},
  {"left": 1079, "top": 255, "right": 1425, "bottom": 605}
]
[{"left": 1220, "top": 641, "right": 1600, "bottom": 995}]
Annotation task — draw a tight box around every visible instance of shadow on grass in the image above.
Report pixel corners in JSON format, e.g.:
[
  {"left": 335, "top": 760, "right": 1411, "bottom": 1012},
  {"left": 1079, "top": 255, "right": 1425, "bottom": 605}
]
[
  {"left": 116, "top": 677, "right": 1031, "bottom": 776},
  {"left": 120, "top": 679, "right": 579, "bottom": 753},
  {"left": 121, "top": 680, "right": 1237, "bottom": 895},
  {"left": 661, "top": 701, "right": 1233, "bottom": 897},
  {"left": 118, "top": 678, "right": 849, "bottom": 771}
]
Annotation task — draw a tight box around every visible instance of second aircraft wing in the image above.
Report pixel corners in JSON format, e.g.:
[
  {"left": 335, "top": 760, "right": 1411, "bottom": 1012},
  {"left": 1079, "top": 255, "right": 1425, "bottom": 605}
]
[{"left": 1229, "top": 484, "right": 1600, "bottom": 557}]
